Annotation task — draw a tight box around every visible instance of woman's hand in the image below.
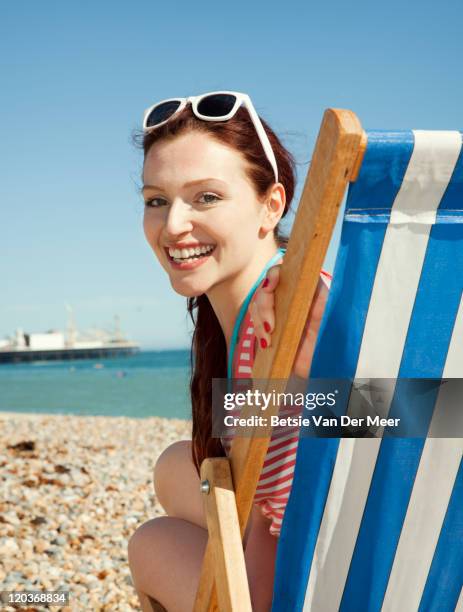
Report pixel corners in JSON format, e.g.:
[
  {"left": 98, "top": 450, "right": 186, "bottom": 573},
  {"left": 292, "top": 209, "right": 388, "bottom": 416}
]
[{"left": 249, "top": 265, "right": 329, "bottom": 380}]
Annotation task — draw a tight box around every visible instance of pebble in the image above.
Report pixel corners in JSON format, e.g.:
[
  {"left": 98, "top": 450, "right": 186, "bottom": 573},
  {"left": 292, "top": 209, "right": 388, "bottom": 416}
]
[{"left": 0, "top": 412, "right": 191, "bottom": 610}]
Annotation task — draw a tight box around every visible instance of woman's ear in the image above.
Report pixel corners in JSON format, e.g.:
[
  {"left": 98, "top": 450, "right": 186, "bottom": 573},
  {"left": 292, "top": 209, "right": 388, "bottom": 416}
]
[{"left": 260, "top": 183, "right": 286, "bottom": 234}]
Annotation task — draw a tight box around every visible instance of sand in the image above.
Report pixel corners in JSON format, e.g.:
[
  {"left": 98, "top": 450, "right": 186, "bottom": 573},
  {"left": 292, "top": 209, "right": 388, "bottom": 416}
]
[{"left": 0, "top": 412, "right": 192, "bottom": 611}]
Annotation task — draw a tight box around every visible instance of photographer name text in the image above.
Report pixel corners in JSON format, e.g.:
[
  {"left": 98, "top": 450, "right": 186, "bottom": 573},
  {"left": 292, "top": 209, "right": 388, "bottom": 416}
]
[{"left": 223, "top": 415, "right": 401, "bottom": 428}]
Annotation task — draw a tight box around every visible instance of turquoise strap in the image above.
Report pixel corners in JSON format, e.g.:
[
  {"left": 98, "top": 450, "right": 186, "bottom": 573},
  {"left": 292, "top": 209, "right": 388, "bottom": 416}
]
[{"left": 227, "top": 247, "right": 286, "bottom": 379}]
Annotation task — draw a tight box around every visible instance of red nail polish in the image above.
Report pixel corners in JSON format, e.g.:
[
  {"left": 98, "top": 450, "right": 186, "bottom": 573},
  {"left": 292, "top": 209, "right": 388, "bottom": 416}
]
[
  {"left": 262, "top": 278, "right": 269, "bottom": 288},
  {"left": 260, "top": 338, "right": 268, "bottom": 349},
  {"left": 263, "top": 321, "right": 271, "bottom": 333}
]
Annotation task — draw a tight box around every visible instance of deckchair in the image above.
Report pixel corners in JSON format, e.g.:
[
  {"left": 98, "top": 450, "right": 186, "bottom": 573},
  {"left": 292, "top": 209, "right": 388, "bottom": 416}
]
[{"left": 193, "top": 110, "right": 463, "bottom": 612}]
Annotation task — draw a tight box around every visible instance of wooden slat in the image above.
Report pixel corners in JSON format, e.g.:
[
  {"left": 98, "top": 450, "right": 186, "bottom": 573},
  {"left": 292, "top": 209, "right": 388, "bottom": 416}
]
[
  {"left": 194, "top": 108, "right": 366, "bottom": 611},
  {"left": 200, "top": 458, "right": 252, "bottom": 612}
]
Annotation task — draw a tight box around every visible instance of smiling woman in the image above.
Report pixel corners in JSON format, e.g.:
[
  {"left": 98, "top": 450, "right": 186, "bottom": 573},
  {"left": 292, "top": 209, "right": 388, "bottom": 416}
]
[
  {"left": 141, "top": 129, "right": 288, "bottom": 303},
  {"left": 127, "top": 92, "right": 327, "bottom": 611}
]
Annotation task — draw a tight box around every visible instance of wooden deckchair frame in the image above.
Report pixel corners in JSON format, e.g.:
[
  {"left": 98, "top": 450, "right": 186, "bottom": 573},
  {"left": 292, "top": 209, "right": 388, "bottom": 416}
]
[{"left": 193, "top": 109, "right": 367, "bottom": 612}]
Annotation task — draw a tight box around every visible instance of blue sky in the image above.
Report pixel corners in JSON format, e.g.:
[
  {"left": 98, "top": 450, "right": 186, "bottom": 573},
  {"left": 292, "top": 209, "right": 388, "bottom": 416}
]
[{"left": 1, "top": 1, "right": 461, "bottom": 349}]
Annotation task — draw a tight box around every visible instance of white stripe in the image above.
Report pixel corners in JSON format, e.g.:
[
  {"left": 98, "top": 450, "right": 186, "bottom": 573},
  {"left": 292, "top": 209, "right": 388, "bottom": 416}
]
[
  {"left": 239, "top": 352, "right": 251, "bottom": 361},
  {"left": 382, "top": 296, "right": 463, "bottom": 611},
  {"left": 303, "top": 439, "right": 382, "bottom": 612},
  {"left": 256, "top": 475, "right": 294, "bottom": 496},
  {"left": 261, "top": 504, "right": 285, "bottom": 519},
  {"left": 242, "top": 339, "right": 251, "bottom": 348},
  {"left": 268, "top": 431, "right": 297, "bottom": 447},
  {"left": 261, "top": 448, "right": 298, "bottom": 475},
  {"left": 246, "top": 327, "right": 254, "bottom": 334},
  {"left": 262, "top": 439, "right": 299, "bottom": 462},
  {"left": 255, "top": 483, "right": 292, "bottom": 498},
  {"left": 381, "top": 440, "right": 462, "bottom": 612},
  {"left": 360, "top": 131, "right": 462, "bottom": 378},
  {"left": 255, "top": 489, "right": 292, "bottom": 501},
  {"left": 303, "top": 130, "right": 462, "bottom": 612},
  {"left": 425, "top": 294, "right": 463, "bottom": 438},
  {"left": 456, "top": 587, "right": 463, "bottom": 611},
  {"left": 266, "top": 499, "right": 287, "bottom": 511},
  {"left": 389, "top": 131, "right": 462, "bottom": 225},
  {"left": 255, "top": 494, "right": 290, "bottom": 505},
  {"left": 238, "top": 365, "right": 252, "bottom": 374},
  {"left": 257, "top": 464, "right": 295, "bottom": 488}
]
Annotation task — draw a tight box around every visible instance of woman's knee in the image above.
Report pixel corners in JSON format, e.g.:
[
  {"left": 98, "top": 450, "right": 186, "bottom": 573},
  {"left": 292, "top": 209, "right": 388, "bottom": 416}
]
[
  {"left": 128, "top": 517, "right": 165, "bottom": 589},
  {"left": 128, "top": 515, "right": 208, "bottom": 611},
  {"left": 153, "top": 440, "right": 205, "bottom": 526},
  {"left": 154, "top": 441, "right": 191, "bottom": 504}
]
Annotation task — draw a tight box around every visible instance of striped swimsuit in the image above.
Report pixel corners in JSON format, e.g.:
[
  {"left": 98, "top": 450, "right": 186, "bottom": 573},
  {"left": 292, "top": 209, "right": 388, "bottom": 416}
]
[{"left": 222, "top": 269, "right": 332, "bottom": 536}]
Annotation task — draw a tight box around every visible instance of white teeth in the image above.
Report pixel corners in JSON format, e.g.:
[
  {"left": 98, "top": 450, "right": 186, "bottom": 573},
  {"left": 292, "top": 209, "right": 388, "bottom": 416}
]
[{"left": 168, "top": 245, "right": 215, "bottom": 260}]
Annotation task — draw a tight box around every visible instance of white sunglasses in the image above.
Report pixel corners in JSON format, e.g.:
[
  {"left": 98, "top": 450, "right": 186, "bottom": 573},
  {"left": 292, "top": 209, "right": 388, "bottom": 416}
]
[{"left": 142, "top": 91, "right": 278, "bottom": 183}]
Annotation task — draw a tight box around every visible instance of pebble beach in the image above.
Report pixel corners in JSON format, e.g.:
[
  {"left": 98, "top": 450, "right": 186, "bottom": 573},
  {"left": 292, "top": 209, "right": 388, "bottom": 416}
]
[{"left": 0, "top": 412, "right": 191, "bottom": 611}]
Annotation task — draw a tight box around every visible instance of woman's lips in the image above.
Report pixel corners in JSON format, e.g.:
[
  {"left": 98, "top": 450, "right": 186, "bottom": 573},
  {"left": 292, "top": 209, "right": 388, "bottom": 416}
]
[{"left": 164, "top": 246, "right": 216, "bottom": 271}]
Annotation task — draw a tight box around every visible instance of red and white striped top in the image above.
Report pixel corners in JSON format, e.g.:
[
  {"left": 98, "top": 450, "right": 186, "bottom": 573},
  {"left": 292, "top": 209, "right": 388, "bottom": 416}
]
[{"left": 222, "top": 270, "right": 332, "bottom": 536}]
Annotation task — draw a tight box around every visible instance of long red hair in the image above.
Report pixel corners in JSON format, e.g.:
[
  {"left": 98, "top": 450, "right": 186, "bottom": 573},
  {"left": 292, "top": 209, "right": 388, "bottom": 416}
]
[{"left": 141, "top": 105, "right": 296, "bottom": 472}]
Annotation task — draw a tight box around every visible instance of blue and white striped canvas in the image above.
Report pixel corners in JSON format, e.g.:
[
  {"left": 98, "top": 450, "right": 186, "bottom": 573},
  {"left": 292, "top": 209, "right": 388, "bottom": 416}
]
[{"left": 272, "top": 130, "right": 463, "bottom": 612}]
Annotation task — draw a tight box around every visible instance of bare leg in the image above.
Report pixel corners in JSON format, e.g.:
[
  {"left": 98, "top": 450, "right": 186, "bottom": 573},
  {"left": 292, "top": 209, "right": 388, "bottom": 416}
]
[
  {"left": 245, "top": 505, "right": 279, "bottom": 612},
  {"left": 153, "top": 440, "right": 206, "bottom": 528},
  {"left": 128, "top": 440, "right": 278, "bottom": 611},
  {"left": 128, "top": 516, "right": 208, "bottom": 611},
  {"left": 135, "top": 589, "right": 167, "bottom": 612}
]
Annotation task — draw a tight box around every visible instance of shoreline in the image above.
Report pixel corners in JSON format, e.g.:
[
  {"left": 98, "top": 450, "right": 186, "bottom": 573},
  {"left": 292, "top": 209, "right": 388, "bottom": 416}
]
[
  {"left": 0, "top": 412, "right": 192, "bottom": 611},
  {"left": 0, "top": 410, "right": 190, "bottom": 421}
]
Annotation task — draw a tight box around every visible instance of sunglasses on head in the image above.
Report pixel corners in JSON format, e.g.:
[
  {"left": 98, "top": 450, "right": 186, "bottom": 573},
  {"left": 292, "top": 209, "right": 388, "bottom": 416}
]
[{"left": 142, "top": 91, "right": 278, "bottom": 183}]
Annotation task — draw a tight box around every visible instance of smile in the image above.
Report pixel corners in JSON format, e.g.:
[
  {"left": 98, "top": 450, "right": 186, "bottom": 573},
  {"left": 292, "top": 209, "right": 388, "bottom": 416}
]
[{"left": 167, "top": 244, "right": 215, "bottom": 263}]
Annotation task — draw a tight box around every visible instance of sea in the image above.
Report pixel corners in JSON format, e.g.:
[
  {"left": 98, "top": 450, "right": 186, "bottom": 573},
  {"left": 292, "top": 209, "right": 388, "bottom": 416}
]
[{"left": 0, "top": 350, "right": 191, "bottom": 420}]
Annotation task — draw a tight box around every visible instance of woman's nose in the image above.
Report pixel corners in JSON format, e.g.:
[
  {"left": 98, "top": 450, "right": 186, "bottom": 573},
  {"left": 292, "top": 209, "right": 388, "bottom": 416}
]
[{"left": 164, "top": 199, "right": 194, "bottom": 237}]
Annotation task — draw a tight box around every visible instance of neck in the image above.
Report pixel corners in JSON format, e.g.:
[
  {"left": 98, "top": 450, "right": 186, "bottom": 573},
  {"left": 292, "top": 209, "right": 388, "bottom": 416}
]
[{"left": 206, "top": 241, "right": 281, "bottom": 354}]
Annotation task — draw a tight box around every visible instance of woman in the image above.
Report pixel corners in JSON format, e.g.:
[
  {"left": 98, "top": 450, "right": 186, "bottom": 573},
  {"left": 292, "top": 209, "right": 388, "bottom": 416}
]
[{"left": 128, "top": 92, "right": 330, "bottom": 611}]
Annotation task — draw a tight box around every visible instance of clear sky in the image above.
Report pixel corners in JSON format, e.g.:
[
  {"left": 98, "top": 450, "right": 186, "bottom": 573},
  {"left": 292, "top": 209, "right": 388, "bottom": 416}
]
[{"left": 1, "top": 1, "right": 461, "bottom": 349}]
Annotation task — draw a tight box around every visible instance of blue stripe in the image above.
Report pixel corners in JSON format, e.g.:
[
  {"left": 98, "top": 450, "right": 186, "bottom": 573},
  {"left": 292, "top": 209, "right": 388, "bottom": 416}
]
[
  {"left": 419, "top": 458, "right": 463, "bottom": 611},
  {"left": 309, "top": 222, "right": 388, "bottom": 380},
  {"left": 346, "top": 130, "right": 414, "bottom": 217},
  {"left": 340, "top": 438, "right": 425, "bottom": 612},
  {"left": 311, "top": 131, "right": 414, "bottom": 379},
  {"left": 272, "top": 131, "right": 414, "bottom": 611},
  {"left": 340, "top": 216, "right": 463, "bottom": 609},
  {"left": 436, "top": 131, "right": 463, "bottom": 215},
  {"left": 272, "top": 438, "right": 340, "bottom": 611},
  {"left": 399, "top": 227, "right": 463, "bottom": 378},
  {"left": 383, "top": 223, "right": 463, "bottom": 438}
]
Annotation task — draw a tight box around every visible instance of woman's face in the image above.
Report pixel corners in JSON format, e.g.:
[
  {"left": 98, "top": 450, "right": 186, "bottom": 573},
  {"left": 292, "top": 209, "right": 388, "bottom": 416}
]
[{"left": 142, "top": 131, "right": 277, "bottom": 298}]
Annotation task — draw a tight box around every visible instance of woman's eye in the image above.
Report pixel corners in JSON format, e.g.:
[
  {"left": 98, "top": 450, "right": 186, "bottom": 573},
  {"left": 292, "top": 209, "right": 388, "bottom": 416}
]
[
  {"left": 144, "top": 197, "right": 167, "bottom": 208},
  {"left": 198, "top": 192, "right": 220, "bottom": 205}
]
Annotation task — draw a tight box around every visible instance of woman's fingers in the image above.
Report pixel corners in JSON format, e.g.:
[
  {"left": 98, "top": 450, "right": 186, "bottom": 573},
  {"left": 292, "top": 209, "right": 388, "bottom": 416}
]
[
  {"left": 260, "top": 264, "right": 281, "bottom": 294},
  {"left": 250, "top": 265, "right": 281, "bottom": 349},
  {"left": 251, "top": 269, "right": 329, "bottom": 375},
  {"left": 293, "top": 278, "right": 329, "bottom": 379}
]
